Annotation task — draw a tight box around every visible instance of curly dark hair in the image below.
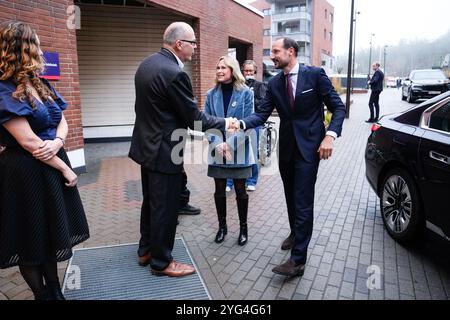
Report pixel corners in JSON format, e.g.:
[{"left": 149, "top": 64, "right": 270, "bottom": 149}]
[{"left": 0, "top": 21, "right": 56, "bottom": 109}]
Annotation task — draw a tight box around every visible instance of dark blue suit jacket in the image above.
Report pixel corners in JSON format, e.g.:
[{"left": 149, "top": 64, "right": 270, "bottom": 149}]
[
  {"left": 369, "top": 69, "right": 384, "bottom": 92},
  {"left": 242, "top": 65, "right": 346, "bottom": 163}
]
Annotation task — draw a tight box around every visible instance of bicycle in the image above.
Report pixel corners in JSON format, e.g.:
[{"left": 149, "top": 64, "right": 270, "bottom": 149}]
[{"left": 259, "top": 120, "right": 277, "bottom": 167}]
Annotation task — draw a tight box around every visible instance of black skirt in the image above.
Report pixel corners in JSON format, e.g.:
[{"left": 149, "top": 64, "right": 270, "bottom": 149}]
[{"left": 0, "top": 147, "right": 90, "bottom": 269}]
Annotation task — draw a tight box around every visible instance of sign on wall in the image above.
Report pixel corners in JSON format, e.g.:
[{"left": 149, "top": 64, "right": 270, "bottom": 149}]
[{"left": 41, "top": 52, "right": 61, "bottom": 80}]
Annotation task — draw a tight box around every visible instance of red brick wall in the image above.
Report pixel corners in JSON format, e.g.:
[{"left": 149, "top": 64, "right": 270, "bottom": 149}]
[
  {"left": 0, "top": 0, "right": 262, "bottom": 150},
  {"left": 312, "top": 0, "right": 334, "bottom": 67},
  {"left": 148, "top": 0, "right": 263, "bottom": 106},
  {"left": 0, "top": 0, "right": 83, "bottom": 152}
]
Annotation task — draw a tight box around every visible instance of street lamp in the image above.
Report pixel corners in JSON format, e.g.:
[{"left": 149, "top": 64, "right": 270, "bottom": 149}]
[
  {"left": 345, "top": 0, "right": 355, "bottom": 119},
  {"left": 351, "top": 10, "right": 361, "bottom": 94},
  {"left": 367, "top": 33, "right": 375, "bottom": 88}
]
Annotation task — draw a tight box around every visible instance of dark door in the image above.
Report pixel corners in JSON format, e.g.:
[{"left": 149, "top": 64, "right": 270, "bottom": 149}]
[{"left": 418, "top": 102, "right": 450, "bottom": 238}]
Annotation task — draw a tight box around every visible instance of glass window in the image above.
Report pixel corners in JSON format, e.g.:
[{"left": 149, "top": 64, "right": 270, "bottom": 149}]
[
  {"left": 285, "top": 5, "right": 299, "bottom": 13},
  {"left": 300, "top": 4, "right": 306, "bottom": 12},
  {"left": 263, "top": 29, "right": 271, "bottom": 36},
  {"left": 429, "top": 103, "right": 450, "bottom": 133},
  {"left": 325, "top": 9, "right": 328, "bottom": 19},
  {"left": 330, "top": 13, "right": 334, "bottom": 23},
  {"left": 263, "top": 49, "right": 271, "bottom": 56},
  {"left": 324, "top": 29, "right": 327, "bottom": 39},
  {"left": 329, "top": 32, "right": 333, "bottom": 41},
  {"left": 412, "top": 70, "right": 446, "bottom": 81},
  {"left": 263, "top": 9, "right": 271, "bottom": 16}
]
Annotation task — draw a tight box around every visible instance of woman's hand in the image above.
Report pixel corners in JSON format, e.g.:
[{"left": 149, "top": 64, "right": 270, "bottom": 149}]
[
  {"left": 62, "top": 167, "right": 78, "bottom": 187},
  {"left": 215, "top": 142, "right": 232, "bottom": 161},
  {"left": 32, "top": 139, "right": 63, "bottom": 161}
]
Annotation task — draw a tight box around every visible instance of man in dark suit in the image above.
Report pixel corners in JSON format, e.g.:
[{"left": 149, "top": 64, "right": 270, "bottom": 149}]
[
  {"left": 129, "top": 22, "right": 234, "bottom": 277},
  {"left": 366, "top": 62, "right": 384, "bottom": 123},
  {"left": 234, "top": 38, "right": 346, "bottom": 277}
]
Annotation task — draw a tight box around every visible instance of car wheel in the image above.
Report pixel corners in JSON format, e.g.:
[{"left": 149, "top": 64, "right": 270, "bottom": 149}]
[
  {"left": 406, "top": 90, "right": 416, "bottom": 103},
  {"left": 380, "top": 168, "right": 423, "bottom": 242},
  {"left": 401, "top": 89, "right": 406, "bottom": 101}
]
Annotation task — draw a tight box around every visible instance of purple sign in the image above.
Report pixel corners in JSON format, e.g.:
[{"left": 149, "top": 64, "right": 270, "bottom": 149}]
[{"left": 41, "top": 52, "right": 60, "bottom": 80}]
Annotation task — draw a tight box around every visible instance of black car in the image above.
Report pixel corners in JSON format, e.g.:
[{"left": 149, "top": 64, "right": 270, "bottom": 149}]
[
  {"left": 401, "top": 69, "right": 450, "bottom": 103},
  {"left": 365, "top": 91, "right": 450, "bottom": 243}
]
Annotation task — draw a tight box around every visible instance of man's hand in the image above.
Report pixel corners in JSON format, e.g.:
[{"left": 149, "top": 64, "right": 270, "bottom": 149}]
[
  {"left": 32, "top": 139, "right": 64, "bottom": 161},
  {"left": 318, "top": 135, "right": 335, "bottom": 160},
  {"left": 215, "top": 142, "right": 232, "bottom": 161}
]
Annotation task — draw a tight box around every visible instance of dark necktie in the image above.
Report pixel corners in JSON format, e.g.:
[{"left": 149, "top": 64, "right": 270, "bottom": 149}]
[{"left": 286, "top": 73, "right": 295, "bottom": 111}]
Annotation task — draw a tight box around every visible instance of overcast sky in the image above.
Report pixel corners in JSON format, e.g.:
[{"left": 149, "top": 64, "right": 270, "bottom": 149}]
[{"left": 243, "top": 0, "right": 450, "bottom": 56}]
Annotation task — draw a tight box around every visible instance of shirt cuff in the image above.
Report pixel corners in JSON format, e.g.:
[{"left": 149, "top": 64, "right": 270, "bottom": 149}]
[
  {"left": 326, "top": 131, "right": 337, "bottom": 139},
  {"left": 224, "top": 118, "right": 230, "bottom": 131},
  {"left": 239, "top": 120, "right": 246, "bottom": 130}
]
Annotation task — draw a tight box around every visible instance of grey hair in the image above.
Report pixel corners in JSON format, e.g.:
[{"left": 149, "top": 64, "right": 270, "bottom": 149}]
[
  {"left": 163, "top": 22, "right": 193, "bottom": 45},
  {"left": 243, "top": 59, "right": 257, "bottom": 71}
]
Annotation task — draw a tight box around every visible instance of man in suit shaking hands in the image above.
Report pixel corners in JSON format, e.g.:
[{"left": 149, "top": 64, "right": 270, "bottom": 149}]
[
  {"left": 234, "top": 38, "right": 346, "bottom": 277},
  {"left": 129, "top": 22, "right": 235, "bottom": 277}
]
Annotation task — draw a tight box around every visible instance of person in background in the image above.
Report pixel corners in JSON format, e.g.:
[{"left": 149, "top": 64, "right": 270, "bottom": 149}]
[{"left": 366, "top": 62, "right": 384, "bottom": 123}]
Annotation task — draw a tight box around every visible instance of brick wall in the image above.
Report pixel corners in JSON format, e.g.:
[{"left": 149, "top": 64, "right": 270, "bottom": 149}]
[
  {"left": 312, "top": 0, "right": 334, "bottom": 67},
  {"left": 0, "top": 0, "right": 262, "bottom": 150},
  {"left": 0, "top": 0, "right": 83, "bottom": 152}
]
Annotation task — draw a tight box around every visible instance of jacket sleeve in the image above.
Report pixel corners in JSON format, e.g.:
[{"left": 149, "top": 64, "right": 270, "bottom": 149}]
[
  {"left": 204, "top": 90, "right": 223, "bottom": 145},
  {"left": 370, "top": 71, "right": 381, "bottom": 85},
  {"left": 228, "top": 89, "right": 254, "bottom": 152},
  {"left": 254, "top": 81, "right": 267, "bottom": 112},
  {"left": 166, "top": 71, "right": 225, "bottom": 132},
  {"left": 241, "top": 80, "right": 274, "bottom": 130},
  {"left": 318, "top": 68, "right": 346, "bottom": 137}
]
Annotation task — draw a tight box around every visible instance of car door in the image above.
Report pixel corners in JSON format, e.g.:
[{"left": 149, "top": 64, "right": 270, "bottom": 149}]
[{"left": 418, "top": 99, "right": 450, "bottom": 239}]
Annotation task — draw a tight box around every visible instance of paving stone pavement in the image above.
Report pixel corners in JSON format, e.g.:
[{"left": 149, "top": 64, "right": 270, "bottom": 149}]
[{"left": 1, "top": 89, "right": 449, "bottom": 300}]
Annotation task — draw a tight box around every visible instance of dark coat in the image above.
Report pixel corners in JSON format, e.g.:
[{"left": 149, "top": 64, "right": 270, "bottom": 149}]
[{"left": 129, "top": 48, "right": 225, "bottom": 173}]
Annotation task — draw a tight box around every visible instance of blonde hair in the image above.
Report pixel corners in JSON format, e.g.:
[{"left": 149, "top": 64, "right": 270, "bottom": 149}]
[{"left": 215, "top": 56, "right": 246, "bottom": 90}]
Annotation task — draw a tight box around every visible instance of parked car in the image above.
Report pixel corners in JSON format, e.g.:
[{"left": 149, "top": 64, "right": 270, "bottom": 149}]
[
  {"left": 365, "top": 91, "right": 450, "bottom": 243},
  {"left": 386, "top": 77, "right": 398, "bottom": 88},
  {"left": 401, "top": 69, "right": 450, "bottom": 103}
]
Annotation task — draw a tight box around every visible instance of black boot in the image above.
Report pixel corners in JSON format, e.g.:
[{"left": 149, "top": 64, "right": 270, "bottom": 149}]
[
  {"left": 214, "top": 194, "right": 227, "bottom": 243},
  {"left": 237, "top": 195, "right": 249, "bottom": 246},
  {"left": 47, "top": 281, "right": 66, "bottom": 300}
]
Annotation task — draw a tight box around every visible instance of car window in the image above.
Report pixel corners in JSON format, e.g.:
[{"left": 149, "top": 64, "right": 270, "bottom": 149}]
[
  {"left": 411, "top": 71, "right": 446, "bottom": 81},
  {"left": 429, "top": 102, "right": 450, "bottom": 133}
]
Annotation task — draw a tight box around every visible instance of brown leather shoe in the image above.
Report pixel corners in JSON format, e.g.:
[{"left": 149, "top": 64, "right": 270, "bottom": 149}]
[
  {"left": 151, "top": 260, "right": 195, "bottom": 277},
  {"left": 272, "top": 259, "right": 305, "bottom": 277},
  {"left": 281, "top": 232, "right": 295, "bottom": 250},
  {"left": 138, "top": 252, "right": 151, "bottom": 266}
]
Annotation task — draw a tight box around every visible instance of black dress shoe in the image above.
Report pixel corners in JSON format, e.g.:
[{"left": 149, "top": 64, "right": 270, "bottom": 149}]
[
  {"left": 281, "top": 232, "right": 295, "bottom": 250},
  {"left": 365, "top": 118, "right": 375, "bottom": 123},
  {"left": 178, "top": 204, "right": 201, "bottom": 215},
  {"left": 272, "top": 259, "right": 305, "bottom": 277}
]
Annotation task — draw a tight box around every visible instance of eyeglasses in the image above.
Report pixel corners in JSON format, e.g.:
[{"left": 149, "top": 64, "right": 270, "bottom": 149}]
[{"left": 180, "top": 39, "right": 197, "bottom": 47}]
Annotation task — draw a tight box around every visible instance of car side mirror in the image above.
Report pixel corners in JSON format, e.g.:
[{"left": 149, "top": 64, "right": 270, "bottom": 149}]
[{"left": 405, "top": 78, "right": 410, "bottom": 81}]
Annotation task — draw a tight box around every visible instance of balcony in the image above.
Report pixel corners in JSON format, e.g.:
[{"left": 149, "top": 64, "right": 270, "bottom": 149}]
[
  {"left": 271, "top": 31, "right": 311, "bottom": 43},
  {"left": 271, "top": 11, "right": 311, "bottom": 22}
]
